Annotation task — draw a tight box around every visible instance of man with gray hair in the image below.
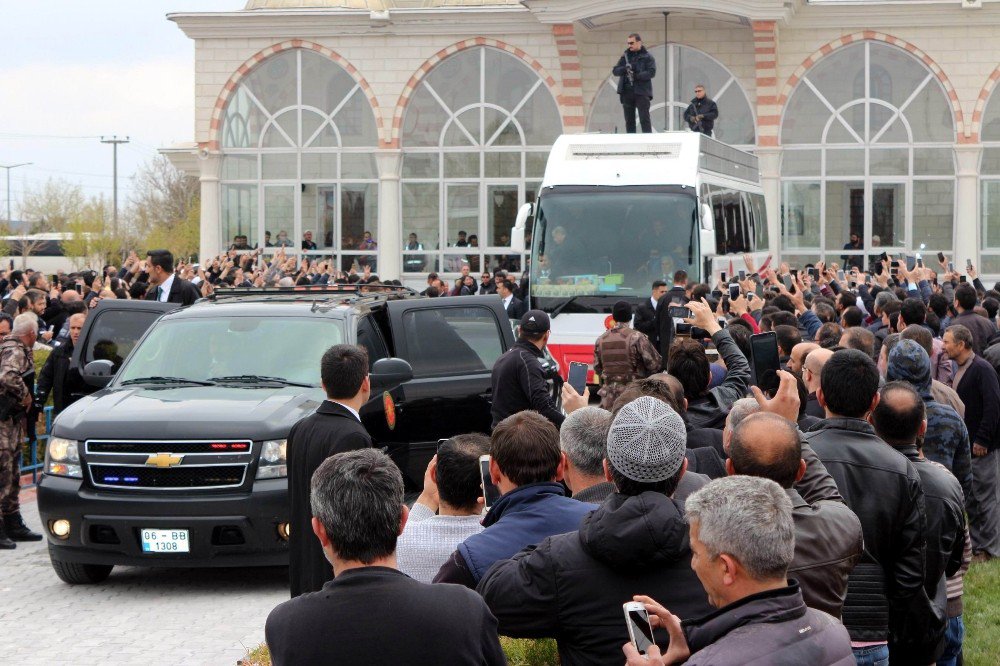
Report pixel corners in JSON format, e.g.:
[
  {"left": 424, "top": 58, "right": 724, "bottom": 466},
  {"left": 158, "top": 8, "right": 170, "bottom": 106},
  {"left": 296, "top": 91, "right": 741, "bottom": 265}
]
[
  {"left": 623, "top": 476, "right": 853, "bottom": 665},
  {"left": 0, "top": 312, "right": 41, "bottom": 548},
  {"left": 265, "top": 449, "right": 505, "bottom": 665},
  {"left": 480, "top": 397, "right": 712, "bottom": 666},
  {"left": 560, "top": 406, "right": 614, "bottom": 503}
]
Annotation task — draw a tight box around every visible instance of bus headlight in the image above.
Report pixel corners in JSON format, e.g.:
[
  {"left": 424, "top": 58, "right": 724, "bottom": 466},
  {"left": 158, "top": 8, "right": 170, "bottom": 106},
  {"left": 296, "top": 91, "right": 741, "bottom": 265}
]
[
  {"left": 256, "top": 439, "right": 287, "bottom": 479},
  {"left": 46, "top": 438, "right": 82, "bottom": 478}
]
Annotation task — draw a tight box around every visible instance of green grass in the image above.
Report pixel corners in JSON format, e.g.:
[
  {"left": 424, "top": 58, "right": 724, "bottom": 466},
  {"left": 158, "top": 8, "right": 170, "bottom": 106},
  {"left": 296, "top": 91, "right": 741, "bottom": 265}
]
[
  {"left": 963, "top": 557, "right": 1000, "bottom": 666},
  {"left": 245, "top": 560, "right": 1000, "bottom": 666}
]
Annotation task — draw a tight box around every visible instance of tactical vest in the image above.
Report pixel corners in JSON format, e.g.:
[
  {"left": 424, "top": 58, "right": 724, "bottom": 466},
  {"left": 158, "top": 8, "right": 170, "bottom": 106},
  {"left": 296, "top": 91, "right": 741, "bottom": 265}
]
[{"left": 598, "top": 326, "right": 634, "bottom": 383}]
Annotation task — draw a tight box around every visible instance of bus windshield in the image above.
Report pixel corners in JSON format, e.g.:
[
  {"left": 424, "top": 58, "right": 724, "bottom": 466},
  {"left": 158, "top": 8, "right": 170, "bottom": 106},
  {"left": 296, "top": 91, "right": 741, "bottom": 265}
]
[{"left": 529, "top": 188, "right": 699, "bottom": 309}]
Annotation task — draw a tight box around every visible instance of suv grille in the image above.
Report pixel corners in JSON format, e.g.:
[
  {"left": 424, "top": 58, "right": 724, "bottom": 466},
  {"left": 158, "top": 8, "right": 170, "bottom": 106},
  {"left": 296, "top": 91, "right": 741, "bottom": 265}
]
[
  {"left": 89, "top": 464, "right": 246, "bottom": 489},
  {"left": 87, "top": 440, "right": 251, "bottom": 455}
]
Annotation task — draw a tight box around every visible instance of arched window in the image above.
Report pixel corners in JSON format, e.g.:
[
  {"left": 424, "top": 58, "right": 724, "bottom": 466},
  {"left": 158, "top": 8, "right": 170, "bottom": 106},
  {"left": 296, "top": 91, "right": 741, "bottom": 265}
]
[
  {"left": 219, "top": 48, "right": 380, "bottom": 271},
  {"left": 779, "top": 41, "right": 955, "bottom": 268},
  {"left": 399, "top": 46, "right": 562, "bottom": 275},
  {"left": 587, "top": 44, "right": 755, "bottom": 147},
  {"left": 979, "top": 84, "right": 1000, "bottom": 273}
]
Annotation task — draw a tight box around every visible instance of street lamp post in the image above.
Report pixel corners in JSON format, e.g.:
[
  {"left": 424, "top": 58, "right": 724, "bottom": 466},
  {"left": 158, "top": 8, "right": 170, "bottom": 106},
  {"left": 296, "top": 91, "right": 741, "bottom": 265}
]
[{"left": 0, "top": 162, "right": 32, "bottom": 229}]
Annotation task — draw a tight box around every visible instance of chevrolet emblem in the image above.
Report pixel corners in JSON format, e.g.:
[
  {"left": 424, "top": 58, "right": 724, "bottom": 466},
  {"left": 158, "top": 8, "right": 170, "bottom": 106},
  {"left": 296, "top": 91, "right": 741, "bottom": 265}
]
[{"left": 146, "top": 452, "right": 184, "bottom": 468}]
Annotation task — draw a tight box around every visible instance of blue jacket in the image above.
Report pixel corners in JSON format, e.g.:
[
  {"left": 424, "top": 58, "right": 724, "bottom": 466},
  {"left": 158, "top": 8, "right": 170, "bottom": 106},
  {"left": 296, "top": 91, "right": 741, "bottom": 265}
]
[{"left": 458, "top": 482, "right": 592, "bottom": 583}]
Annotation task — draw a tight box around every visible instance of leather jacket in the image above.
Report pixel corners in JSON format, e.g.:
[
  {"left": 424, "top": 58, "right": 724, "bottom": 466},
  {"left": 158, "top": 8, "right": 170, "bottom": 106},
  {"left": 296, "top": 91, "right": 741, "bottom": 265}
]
[
  {"left": 803, "top": 418, "right": 927, "bottom": 643},
  {"left": 684, "top": 329, "right": 751, "bottom": 430}
]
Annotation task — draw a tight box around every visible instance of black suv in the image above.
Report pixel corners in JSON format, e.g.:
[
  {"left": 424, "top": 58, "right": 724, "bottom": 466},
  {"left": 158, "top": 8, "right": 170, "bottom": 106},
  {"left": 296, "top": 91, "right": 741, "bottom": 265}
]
[{"left": 38, "top": 287, "right": 520, "bottom": 584}]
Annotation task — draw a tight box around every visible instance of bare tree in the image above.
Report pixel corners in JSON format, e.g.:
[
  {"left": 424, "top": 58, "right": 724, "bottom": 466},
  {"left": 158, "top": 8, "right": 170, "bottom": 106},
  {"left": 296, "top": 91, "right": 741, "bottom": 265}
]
[
  {"left": 127, "top": 156, "right": 199, "bottom": 259},
  {"left": 16, "top": 178, "right": 85, "bottom": 267}
]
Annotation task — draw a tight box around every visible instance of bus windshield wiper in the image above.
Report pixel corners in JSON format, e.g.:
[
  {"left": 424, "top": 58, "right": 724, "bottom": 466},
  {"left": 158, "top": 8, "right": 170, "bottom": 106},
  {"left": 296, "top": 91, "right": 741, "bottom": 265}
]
[
  {"left": 549, "top": 296, "right": 596, "bottom": 318},
  {"left": 208, "top": 374, "right": 314, "bottom": 388},
  {"left": 120, "top": 376, "right": 216, "bottom": 387}
]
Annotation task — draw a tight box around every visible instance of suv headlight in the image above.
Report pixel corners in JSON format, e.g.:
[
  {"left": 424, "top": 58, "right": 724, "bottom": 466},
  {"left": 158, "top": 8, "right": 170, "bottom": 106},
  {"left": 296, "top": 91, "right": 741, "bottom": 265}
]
[
  {"left": 256, "top": 439, "right": 287, "bottom": 479},
  {"left": 46, "top": 438, "right": 82, "bottom": 478}
]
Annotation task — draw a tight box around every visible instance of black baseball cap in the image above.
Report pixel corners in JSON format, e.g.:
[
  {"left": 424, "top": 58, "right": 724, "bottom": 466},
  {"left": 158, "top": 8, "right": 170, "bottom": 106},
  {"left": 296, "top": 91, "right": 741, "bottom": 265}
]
[{"left": 520, "top": 310, "right": 550, "bottom": 335}]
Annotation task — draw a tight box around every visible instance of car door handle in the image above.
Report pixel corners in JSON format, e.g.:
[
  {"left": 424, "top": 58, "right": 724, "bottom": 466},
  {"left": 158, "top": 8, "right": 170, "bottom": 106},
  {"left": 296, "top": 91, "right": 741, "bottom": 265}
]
[{"left": 477, "top": 391, "right": 493, "bottom": 400}]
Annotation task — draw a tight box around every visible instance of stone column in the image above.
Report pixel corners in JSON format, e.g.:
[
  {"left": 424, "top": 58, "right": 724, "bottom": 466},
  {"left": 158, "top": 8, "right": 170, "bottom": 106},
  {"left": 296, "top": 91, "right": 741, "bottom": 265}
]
[
  {"left": 757, "top": 147, "right": 782, "bottom": 258},
  {"left": 375, "top": 149, "right": 403, "bottom": 280},
  {"left": 552, "top": 24, "right": 585, "bottom": 133},
  {"left": 199, "top": 153, "right": 221, "bottom": 259},
  {"left": 751, "top": 21, "right": 782, "bottom": 259},
  {"left": 954, "top": 144, "right": 983, "bottom": 268}
]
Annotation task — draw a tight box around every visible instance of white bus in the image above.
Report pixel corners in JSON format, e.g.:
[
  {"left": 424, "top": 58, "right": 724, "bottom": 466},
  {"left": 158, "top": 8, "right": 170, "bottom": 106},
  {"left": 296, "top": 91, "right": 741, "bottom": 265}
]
[{"left": 511, "top": 132, "right": 770, "bottom": 380}]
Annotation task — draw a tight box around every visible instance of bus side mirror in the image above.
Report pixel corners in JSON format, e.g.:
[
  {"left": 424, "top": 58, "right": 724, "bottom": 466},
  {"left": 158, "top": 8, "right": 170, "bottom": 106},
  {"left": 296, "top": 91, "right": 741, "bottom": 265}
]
[
  {"left": 700, "top": 203, "right": 714, "bottom": 231},
  {"left": 510, "top": 203, "right": 533, "bottom": 252}
]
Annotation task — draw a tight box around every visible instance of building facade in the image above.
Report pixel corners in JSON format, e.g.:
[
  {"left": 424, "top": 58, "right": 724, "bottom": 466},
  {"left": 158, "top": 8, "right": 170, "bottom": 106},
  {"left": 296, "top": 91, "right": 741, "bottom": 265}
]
[{"left": 164, "top": 0, "right": 1000, "bottom": 282}]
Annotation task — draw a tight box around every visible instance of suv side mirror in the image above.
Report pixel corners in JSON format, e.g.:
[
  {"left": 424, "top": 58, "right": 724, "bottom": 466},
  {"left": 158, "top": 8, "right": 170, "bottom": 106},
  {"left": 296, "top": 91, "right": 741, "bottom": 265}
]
[
  {"left": 83, "top": 359, "right": 116, "bottom": 388},
  {"left": 510, "top": 203, "right": 533, "bottom": 253},
  {"left": 370, "top": 357, "right": 413, "bottom": 391}
]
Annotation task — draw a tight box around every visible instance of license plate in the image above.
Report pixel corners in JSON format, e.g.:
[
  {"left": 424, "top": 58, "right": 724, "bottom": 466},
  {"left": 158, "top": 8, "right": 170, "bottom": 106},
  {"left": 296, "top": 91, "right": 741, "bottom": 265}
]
[{"left": 141, "top": 528, "right": 190, "bottom": 553}]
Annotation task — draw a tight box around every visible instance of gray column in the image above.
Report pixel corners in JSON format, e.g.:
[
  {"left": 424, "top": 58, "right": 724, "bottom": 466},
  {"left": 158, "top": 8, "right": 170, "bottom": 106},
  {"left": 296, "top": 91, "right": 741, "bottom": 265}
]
[
  {"left": 199, "top": 153, "right": 221, "bottom": 259},
  {"left": 954, "top": 145, "right": 982, "bottom": 269},
  {"left": 375, "top": 149, "right": 402, "bottom": 280},
  {"left": 756, "top": 147, "right": 782, "bottom": 259}
]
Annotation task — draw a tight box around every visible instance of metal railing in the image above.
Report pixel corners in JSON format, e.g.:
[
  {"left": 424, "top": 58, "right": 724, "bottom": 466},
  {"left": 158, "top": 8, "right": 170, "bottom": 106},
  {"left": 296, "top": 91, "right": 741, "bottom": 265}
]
[{"left": 20, "top": 406, "right": 53, "bottom": 489}]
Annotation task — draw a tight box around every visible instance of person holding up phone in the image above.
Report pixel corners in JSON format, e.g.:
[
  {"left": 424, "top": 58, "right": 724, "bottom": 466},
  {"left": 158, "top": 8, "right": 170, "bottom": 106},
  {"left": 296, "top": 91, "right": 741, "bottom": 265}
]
[
  {"left": 594, "top": 301, "right": 661, "bottom": 409},
  {"left": 622, "top": 477, "right": 852, "bottom": 666}
]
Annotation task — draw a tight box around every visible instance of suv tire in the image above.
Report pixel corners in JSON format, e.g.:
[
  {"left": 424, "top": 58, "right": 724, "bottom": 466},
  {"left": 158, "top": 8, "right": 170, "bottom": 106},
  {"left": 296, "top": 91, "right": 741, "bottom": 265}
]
[{"left": 50, "top": 550, "right": 113, "bottom": 585}]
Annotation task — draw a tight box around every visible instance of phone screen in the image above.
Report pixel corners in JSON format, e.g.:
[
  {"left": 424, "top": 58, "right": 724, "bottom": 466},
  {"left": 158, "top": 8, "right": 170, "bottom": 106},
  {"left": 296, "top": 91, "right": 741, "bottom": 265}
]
[
  {"left": 738, "top": 270, "right": 746, "bottom": 281},
  {"left": 728, "top": 284, "right": 740, "bottom": 301},
  {"left": 750, "top": 332, "right": 781, "bottom": 397},
  {"left": 782, "top": 275, "right": 793, "bottom": 291},
  {"left": 960, "top": 275, "right": 968, "bottom": 283},
  {"left": 967, "top": 258, "right": 974, "bottom": 269},
  {"left": 567, "top": 362, "right": 588, "bottom": 396},
  {"left": 938, "top": 252, "right": 946, "bottom": 263},
  {"left": 480, "top": 456, "right": 502, "bottom": 510},
  {"left": 668, "top": 306, "right": 692, "bottom": 320},
  {"left": 625, "top": 606, "right": 655, "bottom": 655},
  {"left": 948, "top": 262, "right": 955, "bottom": 272},
  {"left": 905, "top": 255, "right": 916, "bottom": 271},
  {"left": 720, "top": 271, "right": 727, "bottom": 284},
  {"left": 837, "top": 270, "right": 846, "bottom": 282}
]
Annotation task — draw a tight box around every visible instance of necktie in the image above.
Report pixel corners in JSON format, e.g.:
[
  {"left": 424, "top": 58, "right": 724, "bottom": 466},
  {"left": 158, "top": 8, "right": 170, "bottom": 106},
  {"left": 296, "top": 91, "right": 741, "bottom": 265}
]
[{"left": 156, "top": 286, "right": 163, "bottom": 301}]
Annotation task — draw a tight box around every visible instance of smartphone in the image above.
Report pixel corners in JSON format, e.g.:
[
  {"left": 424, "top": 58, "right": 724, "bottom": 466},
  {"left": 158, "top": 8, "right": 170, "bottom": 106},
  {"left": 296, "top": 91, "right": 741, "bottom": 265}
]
[
  {"left": 479, "top": 454, "right": 502, "bottom": 510},
  {"left": 750, "top": 331, "right": 781, "bottom": 397},
  {"left": 782, "top": 274, "right": 793, "bottom": 291},
  {"left": 790, "top": 268, "right": 799, "bottom": 279},
  {"left": 623, "top": 602, "right": 656, "bottom": 657},
  {"left": 937, "top": 251, "right": 946, "bottom": 264},
  {"left": 880, "top": 251, "right": 889, "bottom": 262},
  {"left": 668, "top": 305, "right": 693, "bottom": 320},
  {"left": 567, "top": 362, "right": 588, "bottom": 396},
  {"left": 738, "top": 270, "right": 746, "bottom": 281},
  {"left": 948, "top": 262, "right": 955, "bottom": 272},
  {"left": 720, "top": 271, "right": 727, "bottom": 284},
  {"left": 967, "top": 258, "right": 974, "bottom": 269},
  {"left": 916, "top": 255, "right": 924, "bottom": 269},
  {"left": 437, "top": 438, "right": 450, "bottom": 455},
  {"left": 837, "top": 269, "right": 846, "bottom": 282},
  {"left": 890, "top": 261, "right": 899, "bottom": 277},
  {"left": 74, "top": 284, "right": 83, "bottom": 295},
  {"left": 960, "top": 275, "right": 968, "bottom": 283},
  {"left": 728, "top": 284, "right": 740, "bottom": 301},
  {"left": 905, "top": 255, "right": 916, "bottom": 272},
  {"left": 809, "top": 267, "right": 819, "bottom": 281},
  {"left": 755, "top": 281, "right": 765, "bottom": 298}
]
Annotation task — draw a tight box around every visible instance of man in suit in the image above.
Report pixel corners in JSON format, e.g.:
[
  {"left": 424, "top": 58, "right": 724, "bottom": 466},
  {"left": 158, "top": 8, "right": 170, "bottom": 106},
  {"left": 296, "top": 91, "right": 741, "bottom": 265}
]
[
  {"left": 266, "top": 449, "right": 505, "bottom": 666},
  {"left": 287, "top": 344, "right": 373, "bottom": 596},
  {"left": 944, "top": 324, "right": 1000, "bottom": 562},
  {"left": 144, "top": 250, "right": 200, "bottom": 306},
  {"left": 634, "top": 280, "right": 666, "bottom": 339},
  {"left": 498, "top": 279, "right": 525, "bottom": 320}
]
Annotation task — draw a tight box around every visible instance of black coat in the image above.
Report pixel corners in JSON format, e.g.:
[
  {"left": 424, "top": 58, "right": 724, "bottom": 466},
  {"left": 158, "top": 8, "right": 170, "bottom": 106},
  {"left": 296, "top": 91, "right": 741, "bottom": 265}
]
[
  {"left": 684, "top": 96, "right": 719, "bottom": 134},
  {"left": 144, "top": 276, "right": 201, "bottom": 306},
  {"left": 612, "top": 46, "right": 656, "bottom": 99},
  {"left": 633, "top": 299, "right": 657, "bottom": 339},
  {"left": 478, "top": 491, "right": 711, "bottom": 666},
  {"left": 505, "top": 296, "right": 526, "bottom": 320},
  {"left": 803, "top": 418, "right": 926, "bottom": 643},
  {"left": 36, "top": 340, "right": 91, "bottom": 415},
  {"left": 266, "top": 567, "right": 506, "bottom": 666},
  {"left": 491, "top": 339, "right": 563, "bottom": 429},
  {"left": 287, "top": 400, "right": 372, "bottom": 597},
  {"left": 955, "top": 354, "right": 1000, "bottom": 451}
]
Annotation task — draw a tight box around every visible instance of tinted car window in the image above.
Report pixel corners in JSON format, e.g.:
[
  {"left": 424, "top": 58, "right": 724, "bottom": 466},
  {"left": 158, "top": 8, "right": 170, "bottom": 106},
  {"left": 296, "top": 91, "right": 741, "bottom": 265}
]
[
  {"left": 116, "top": 316, "right": 344, "bottom": 386},
  {"left": 83, "top": 309, "right": 165, "bottom": 373},
  {"left": 400, "top": 307, "right": 503, "bottom": 377}
]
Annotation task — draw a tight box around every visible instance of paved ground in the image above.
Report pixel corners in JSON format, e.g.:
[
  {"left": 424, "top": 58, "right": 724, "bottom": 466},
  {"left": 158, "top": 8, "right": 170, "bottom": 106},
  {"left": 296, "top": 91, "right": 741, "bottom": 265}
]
[{"left": 1, "top": 491, "right": 288, "bottom": 665}]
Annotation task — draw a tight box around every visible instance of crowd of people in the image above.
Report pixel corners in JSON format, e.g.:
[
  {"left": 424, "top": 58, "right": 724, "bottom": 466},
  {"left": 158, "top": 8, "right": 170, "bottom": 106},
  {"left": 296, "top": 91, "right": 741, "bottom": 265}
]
[{"left": 269, "top": 249, "right": 997, "bottom": 666}]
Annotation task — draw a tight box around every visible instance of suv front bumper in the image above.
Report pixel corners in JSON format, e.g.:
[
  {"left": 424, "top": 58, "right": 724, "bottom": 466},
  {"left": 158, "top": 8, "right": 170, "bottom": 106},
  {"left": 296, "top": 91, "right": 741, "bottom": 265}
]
[{"left": 37, "top": 474, "right": 289, "bottom": 568}]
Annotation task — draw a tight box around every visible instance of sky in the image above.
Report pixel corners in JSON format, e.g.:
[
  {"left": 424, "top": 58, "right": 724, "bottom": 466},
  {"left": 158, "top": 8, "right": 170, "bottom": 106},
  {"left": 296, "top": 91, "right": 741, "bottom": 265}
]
[{"left": 0, "top": 0, "right": 243, "bottom": 218}]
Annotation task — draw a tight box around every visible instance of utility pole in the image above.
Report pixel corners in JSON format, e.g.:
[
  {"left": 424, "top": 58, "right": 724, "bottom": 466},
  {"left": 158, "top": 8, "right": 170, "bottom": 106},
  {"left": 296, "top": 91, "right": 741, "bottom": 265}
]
[
  {"left": 0, "top": 162, "right": 32, "bottom": 230},
  {"left": 100, "top": 136, "right": 129, "bottom": 235},
  {"left": 663, "top": 12, "right": 670, "bottom": 132}
]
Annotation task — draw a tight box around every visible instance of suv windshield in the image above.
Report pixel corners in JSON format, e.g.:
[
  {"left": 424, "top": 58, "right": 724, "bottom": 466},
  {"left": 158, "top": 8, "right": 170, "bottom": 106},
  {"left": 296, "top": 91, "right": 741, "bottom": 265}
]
[
  {"left": 530, "top": 188, "right": 699, "bottom": 303},
  {"left": 116, "top": 316, "right": 344, "bottom": 387}
]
